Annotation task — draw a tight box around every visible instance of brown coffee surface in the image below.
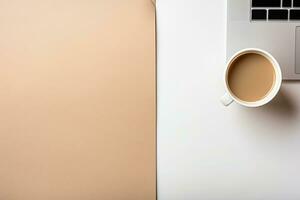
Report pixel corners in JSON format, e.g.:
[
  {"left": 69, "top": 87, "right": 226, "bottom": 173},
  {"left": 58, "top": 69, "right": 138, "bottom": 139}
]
[{"left": 228, "top": 53, "right": 275, "bottom": 102}]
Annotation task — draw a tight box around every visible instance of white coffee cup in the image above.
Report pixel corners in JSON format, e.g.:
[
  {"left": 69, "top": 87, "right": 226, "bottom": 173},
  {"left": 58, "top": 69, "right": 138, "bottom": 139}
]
[{"left": 221, "top": 48, "right": 282, "bottom": 107}]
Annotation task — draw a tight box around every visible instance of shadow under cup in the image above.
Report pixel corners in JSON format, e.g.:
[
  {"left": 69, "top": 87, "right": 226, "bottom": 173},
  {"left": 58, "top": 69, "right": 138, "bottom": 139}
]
[{"left": 225, "top": 49, "right": 282, "bottom": 107}]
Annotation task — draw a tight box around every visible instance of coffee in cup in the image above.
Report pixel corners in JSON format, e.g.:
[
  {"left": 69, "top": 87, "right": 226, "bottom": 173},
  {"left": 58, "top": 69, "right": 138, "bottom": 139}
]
[{"left": 221, "top": 48, "right": 282, "bottom": 107}]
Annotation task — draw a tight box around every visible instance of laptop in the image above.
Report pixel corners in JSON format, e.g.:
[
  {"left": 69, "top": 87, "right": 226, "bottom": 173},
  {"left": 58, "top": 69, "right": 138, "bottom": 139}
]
[{"left": 227, "top": 0, "right": 300, "bottom": 80}]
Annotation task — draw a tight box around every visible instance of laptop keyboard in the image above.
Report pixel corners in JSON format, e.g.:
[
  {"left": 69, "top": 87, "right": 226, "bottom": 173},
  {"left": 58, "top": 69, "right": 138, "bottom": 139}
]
[{"left": 251, "top": 0, "right": 300, "bottom": 21}]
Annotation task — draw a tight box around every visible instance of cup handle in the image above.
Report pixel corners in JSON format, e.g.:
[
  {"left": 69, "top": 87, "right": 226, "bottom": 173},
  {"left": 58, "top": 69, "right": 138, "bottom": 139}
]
[{"left": 221, "top": 93, "right": 234, "bottom": 106}]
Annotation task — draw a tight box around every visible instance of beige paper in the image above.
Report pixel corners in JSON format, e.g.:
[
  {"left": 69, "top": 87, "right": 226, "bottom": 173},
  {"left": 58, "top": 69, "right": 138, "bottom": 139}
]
[{"left": 0, "top": 0, "right": 156, "bottom": 199}]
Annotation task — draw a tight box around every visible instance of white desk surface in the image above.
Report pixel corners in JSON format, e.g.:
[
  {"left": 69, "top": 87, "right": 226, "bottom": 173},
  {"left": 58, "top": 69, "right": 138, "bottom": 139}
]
[{"left": 157, "top": 1, "right": 300, "bottom": 200}]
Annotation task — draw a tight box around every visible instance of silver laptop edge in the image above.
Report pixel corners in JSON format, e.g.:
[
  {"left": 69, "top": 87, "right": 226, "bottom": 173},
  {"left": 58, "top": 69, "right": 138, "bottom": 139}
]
[{"left": 227, "top": 0, "right": 300, "bottom": 80}]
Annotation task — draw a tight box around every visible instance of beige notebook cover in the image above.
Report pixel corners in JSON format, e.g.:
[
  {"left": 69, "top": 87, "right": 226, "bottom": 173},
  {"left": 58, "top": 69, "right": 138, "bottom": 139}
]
[{"left": 0, "top": 0, "right": 156, "bottom": 199}]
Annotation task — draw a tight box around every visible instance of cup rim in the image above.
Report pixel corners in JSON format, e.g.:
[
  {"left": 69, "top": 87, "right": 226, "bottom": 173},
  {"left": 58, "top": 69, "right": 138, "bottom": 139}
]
[{"left": 224, "top": 48, "right": 282, "bottom": 107}]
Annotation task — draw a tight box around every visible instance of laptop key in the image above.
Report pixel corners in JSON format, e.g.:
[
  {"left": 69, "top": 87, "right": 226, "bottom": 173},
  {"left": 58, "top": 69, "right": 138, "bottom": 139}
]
[
  {"left": 290, "top": 10, "right": 300, "bottom": 19},
  {"left": 252, "top": 0, "right": 280, "bottom": 7},
  {"left": 295, "top": 0, "right": 300, "bottom": 7},
  {"left": 252, "top": 9, "right": 267, "bottom": 20},
  {"left": 283, "top": 0, "right": 292, "bottom": 7},
  {"left": 269, "top": 9, "right": 288, "bottom": 20}
]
